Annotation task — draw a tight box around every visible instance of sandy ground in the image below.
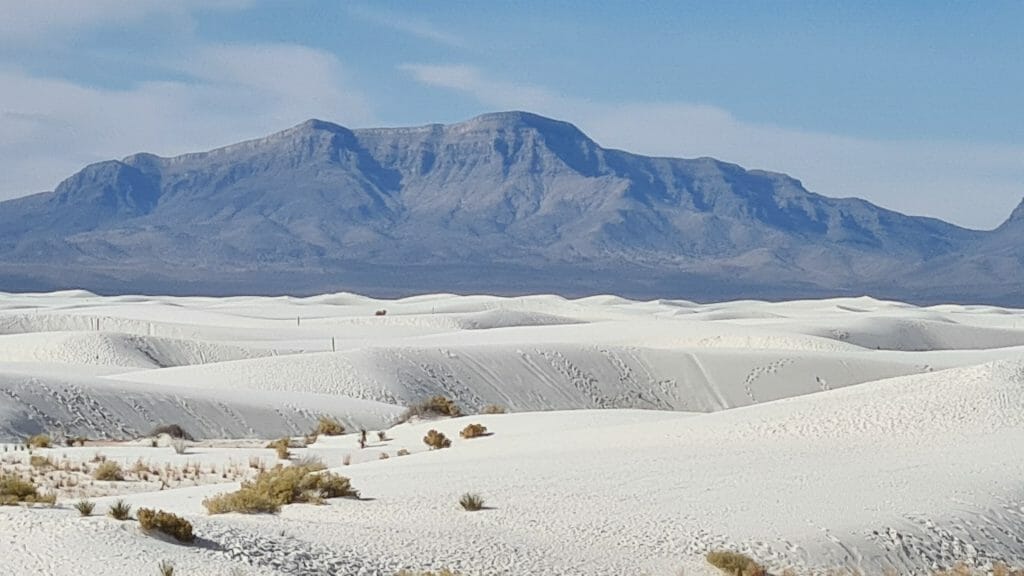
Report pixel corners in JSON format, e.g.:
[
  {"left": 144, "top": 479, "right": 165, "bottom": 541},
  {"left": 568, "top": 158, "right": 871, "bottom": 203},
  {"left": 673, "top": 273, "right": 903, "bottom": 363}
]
[{"left": 0, "top": 291, "right": 1022, "bottom": 575}]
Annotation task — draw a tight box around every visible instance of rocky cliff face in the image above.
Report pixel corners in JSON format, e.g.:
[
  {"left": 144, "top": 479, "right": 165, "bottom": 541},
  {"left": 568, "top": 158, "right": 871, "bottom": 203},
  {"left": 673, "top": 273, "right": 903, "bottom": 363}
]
[{"left": 0, "top": 111, "right": 1016, "bottom": 303}]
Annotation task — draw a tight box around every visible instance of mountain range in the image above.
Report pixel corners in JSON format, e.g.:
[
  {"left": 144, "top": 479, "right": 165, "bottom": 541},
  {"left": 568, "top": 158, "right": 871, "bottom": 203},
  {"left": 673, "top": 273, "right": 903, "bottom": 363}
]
[{"left": 0, "top": 111, "right": 1020, "bottom": 304}]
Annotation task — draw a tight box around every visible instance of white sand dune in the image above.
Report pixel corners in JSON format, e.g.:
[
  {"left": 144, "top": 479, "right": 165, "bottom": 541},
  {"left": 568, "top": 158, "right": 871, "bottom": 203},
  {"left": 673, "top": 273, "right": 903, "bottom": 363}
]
[
  {"left": 0, "top": 370, "right": 402, "bottom": 441},
  {"left": 1, "top": 291, "right": 1023, "bottom": 575}
]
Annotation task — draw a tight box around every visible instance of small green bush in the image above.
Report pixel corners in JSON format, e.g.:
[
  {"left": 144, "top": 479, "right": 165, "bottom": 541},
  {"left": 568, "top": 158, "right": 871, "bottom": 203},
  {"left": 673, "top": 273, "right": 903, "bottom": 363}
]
[
  {"left": 74, "top": 499, "right": 96, "bottom": 517},
  {"left": 27, "top": 434, "right": 51, "bottom": 449},
  {"left": 459, "top": 493, "right": 484, "bottom": 511},
  {"left": 706, "top": 550, "right": 766, "bottom": 576},
  {"left": 203, "top": 463, "right": 358, "bottom": 515},
  {"left": 93, "top": 460, "right": 125, "bottom": 481},
  {"left": 423, "top": 429, "right": 451, "bottom": 450},
  {"left": 315, "top": 417, "right": 345, "bottom": 436},
  {"left": 108, "top": 499, "right": 132, "bottom": 520},
  {"left": 459, "top": 423, "right": 488, "bottom": 439},
  {"left": 137, "top": 508, "right": 194, "bottom": 543}
]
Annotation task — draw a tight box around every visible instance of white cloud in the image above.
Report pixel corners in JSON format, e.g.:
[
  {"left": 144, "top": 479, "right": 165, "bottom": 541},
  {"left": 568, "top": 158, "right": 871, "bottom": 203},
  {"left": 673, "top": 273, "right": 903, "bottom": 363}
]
[
  {"left": 0, "top": 44, "right": 372, "bottom": 197},
  {"left": 0, "top": 0, "right": 251, "bottom": 44},
  {"left": 347, "top": 6, "right": 464, "bottom": 48},
  {"left": 402, "top": 63, "right": 1024, "bottom": 230}
]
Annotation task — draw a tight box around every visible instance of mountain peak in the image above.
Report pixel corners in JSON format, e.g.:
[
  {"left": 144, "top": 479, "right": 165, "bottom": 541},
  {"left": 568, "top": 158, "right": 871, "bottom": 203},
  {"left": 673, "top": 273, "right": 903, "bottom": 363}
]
[
  {"left": 997, "top": 196, "right": 1024, "bottom": 231},
  {"left": 458, "top": 111, "right": 592, "bottom": 139}
]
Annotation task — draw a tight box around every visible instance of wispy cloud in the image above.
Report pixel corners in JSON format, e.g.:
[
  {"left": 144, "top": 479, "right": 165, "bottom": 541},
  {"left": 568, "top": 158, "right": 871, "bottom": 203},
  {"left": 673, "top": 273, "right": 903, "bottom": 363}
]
[
  {"left": 0, "top": 43, "right": 373, "bottom": 198},
  {"left": 402, "top": 63, "right": 1024, "bottom": 230},
  {"left": 347, "top": 5, "right": 465, "bottom": 48}
]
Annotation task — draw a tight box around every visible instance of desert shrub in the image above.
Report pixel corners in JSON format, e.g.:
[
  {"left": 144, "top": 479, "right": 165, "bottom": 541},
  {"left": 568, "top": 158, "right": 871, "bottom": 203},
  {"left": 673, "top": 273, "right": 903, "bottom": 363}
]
[
  {"left": 401, "top": 396, "right": 462, "bottom": 422},
  {"left": 706, "top": 550, "right": 766, "bottom": 576},
  {"left": 30, "top": 454, "right": 55, "bottom": 469},
  {"left": 378, "top": 452, "right": 390, "bottom": 460},
  {"left": 377, "top": 431, "right": 387, "bottom": 441},
  {"left": 459, "top": 493, "right": 484, "bottom": 511},
  {"left": 150, "top": 424, "right": 192, "bottom": 440},
  {"left": 423, "top": 429, "right": 451, "bottom": 450},
  {"left": 480, "top": 404, "right": 506, "bottom": 414},
  {"left": 395, "top": 570, "right": 460, "bottom": 576},
  {"left": 108, "top": 499, "right": 132, "bottom": 520},
  {"left": 0, "top": 474, "right": 45, "bottom": 505},
  {"left": 266, "top": 438, "right": 291, "bottom": 460},
  {"left": 169, "top": 438, "right": 188, "bottom": 455},
  {"left": 203, "top": 464, "right": 358, "bottom": 515},
  {"left": 314, "top": 416, "right": 345, "bottom": 436},
  {"left": 158, "top": 560, "right": 175, "bottom": 576},
  {"left": 74, "top": 499, "right": 96, "bottom": 516},
  {"left": 27, "top": 434, "right": 51, "bottom": 449},
  {"left": 459, "top": 423, "right": 488, "bottom": 439},
  {"left": 93, "top": 460, "right": 125, "bottom": 481},
  {"left": 397, "top": 448, "right": 410, "bottom": 456},
  {"left": 137, "top": 508, "right": 194, "bottom": 543}
]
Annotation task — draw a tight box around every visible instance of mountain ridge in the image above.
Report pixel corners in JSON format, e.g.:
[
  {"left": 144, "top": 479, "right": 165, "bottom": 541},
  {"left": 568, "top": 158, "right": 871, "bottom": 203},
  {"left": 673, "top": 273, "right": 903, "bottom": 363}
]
[{"left": 0, "top": 112, "right": 1018, "bottom": 304}]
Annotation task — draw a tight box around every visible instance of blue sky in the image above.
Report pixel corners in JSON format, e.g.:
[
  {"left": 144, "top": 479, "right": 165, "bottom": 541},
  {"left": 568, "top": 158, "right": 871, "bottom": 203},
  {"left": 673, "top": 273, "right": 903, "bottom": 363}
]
[{"left": 1, "top": 1, "right": 1022, "bottom": 229}]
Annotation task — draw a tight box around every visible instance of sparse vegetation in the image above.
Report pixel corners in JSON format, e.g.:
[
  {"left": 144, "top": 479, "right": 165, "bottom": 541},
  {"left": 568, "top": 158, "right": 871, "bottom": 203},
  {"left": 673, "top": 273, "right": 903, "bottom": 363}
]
[
  {"left": 202, "top": 463, "right": 358, "bottom": 515},
  {"left": 397, "top": 448, "right": 410, "bottom": 456},
  {"left": 377, "top": 431, "right": 387, "bottom": 441},
  {"left": 29, "top": 454, "right": 55, "bottom": 469},
  {"left": 158, "top": 560, "right": 175, "bottom": 576},
  {"left": 108, "top": 499, "right": 132, "bottom": 520},
  {"left": 137, "top": 508, "right": 195, "bottom": 543},
  {"left": 170, "top": 438, "right": 188, "bottom": 455},
  {"left": 459, "top": 423, "right": 488, "bottom": 439},
  {"left": 395, "top": 570, "right": 460, "bottom": 576},
  {"left": 459, "top": 492, "right": 485, "bottom": 511},
  {"left": 480, "top": 404, "right": 506, "bottom": 414},
  {"left": 401, "top": 396, "right": 462, "bottom": 422},
  {"left": 706, "top": 550, "right": 766, "bottom": 576},
  {"left": 0, "top": 474, "right": 54, "bottom": 506},
  {"left": 314, "top": 416, "right": 345, "bottom": 436},
  {"left": 27, "top": 434, "right": 51, "bottom": 449},
  {"left": 74, "top": 499, "right": 96, "bottom": 516},
  {"left": 93, "top": 460, "right": 125, "bottom": 481},
  {"left": 266, "top": 438, "right": 291, "bottom": 460},
  {"left": 423, "top": 429, "right": 451, "bottom": 450}
]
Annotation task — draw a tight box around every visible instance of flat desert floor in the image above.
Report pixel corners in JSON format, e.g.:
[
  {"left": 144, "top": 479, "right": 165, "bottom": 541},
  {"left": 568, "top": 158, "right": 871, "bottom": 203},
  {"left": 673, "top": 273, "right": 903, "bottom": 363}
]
[{"left": 0, "top": 290, "right": 1022, "bottom": 575}]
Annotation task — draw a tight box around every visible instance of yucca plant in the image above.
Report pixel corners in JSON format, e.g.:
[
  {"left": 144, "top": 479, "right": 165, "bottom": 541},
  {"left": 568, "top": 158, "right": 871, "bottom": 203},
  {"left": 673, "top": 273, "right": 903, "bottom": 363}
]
[
  {"left": 157, "top": 560, "right": 175, "bottom": 576},
  {"left": 108, "top": 499, "right": 132, "bottom": 520},
  {"left": 459, "top": 492, "right": 485, "bottom": 511},
  {"left": 74, "top": 499, "right": 95, "bottom": 517}
]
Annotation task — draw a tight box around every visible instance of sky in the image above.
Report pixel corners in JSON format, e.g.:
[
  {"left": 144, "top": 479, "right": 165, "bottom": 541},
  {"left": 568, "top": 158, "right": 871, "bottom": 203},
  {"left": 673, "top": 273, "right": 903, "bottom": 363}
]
[{"left": 1, "top": 1, "right": 1022, "bottom": 230}]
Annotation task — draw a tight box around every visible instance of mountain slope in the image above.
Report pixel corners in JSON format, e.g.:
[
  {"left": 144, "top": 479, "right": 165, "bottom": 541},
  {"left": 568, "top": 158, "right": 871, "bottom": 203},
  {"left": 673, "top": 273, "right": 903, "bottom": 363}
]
[{"left": 0, "top": 111, "right": 1012, "bottom": 302}]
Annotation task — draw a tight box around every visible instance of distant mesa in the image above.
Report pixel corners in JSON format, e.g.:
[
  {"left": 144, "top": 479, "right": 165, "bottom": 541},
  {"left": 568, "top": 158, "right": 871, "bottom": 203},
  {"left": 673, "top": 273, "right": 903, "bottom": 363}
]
[{"left": 0, "top": 111, "right": 1019, "bottom": 305}]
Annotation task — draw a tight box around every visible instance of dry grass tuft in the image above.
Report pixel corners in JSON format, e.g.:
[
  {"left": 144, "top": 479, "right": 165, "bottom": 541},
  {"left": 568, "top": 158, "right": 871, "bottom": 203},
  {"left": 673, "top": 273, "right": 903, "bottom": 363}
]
[
  {"left": 266, "top": 438, "right": 291, "bottom": 460},
  {"left": 93, "top": 460, "right": 125, "bottom": 481},
  {"left": 137, "top": 508, "right": 194, "bottom": 543},
  {"left": 706, "top": 550, "right": 766, "bottom": 576},
  {"left": 0, "top": 474, "right": 54, "bottom": 506},
  {"left": 480, "top": 404, "right": 506, "bottom": 414},
  {"left": 401, "top": 396, "right": 462, "bottom": 422},
  {"left": 315, "top": 417, "right": 345, "bottom": 436}
]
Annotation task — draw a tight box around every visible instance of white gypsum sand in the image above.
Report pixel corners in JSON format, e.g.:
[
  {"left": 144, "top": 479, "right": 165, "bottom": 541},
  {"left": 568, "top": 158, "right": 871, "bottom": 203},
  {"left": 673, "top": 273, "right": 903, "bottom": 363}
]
[{"left": 0, "top": 291, "right": 1022, "bottom": 575}]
